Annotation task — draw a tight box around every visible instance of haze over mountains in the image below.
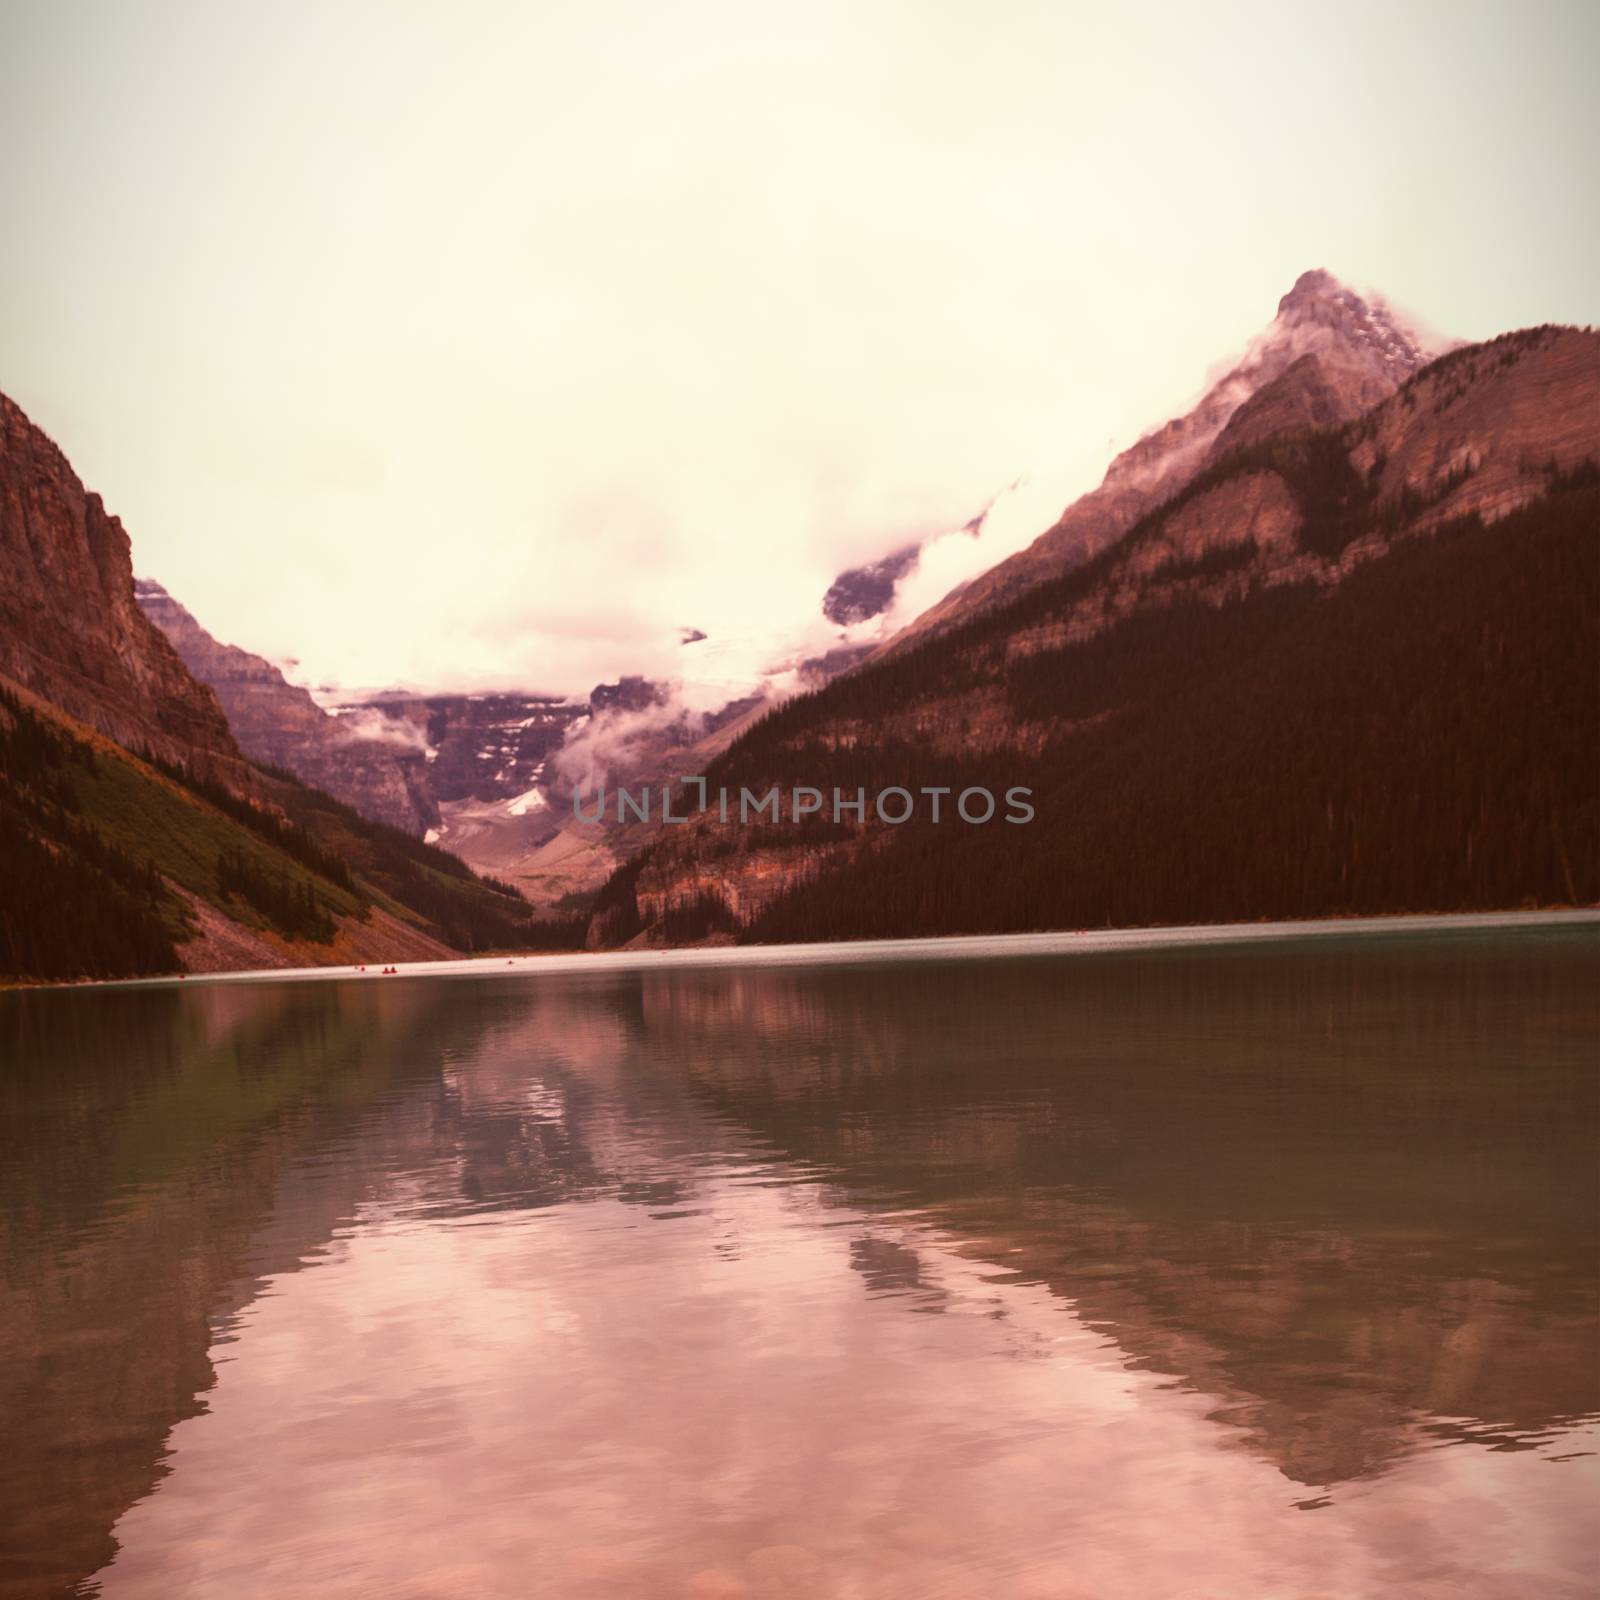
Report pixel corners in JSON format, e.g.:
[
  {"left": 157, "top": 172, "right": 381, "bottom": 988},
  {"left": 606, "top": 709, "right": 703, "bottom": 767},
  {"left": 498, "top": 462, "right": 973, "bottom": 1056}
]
[
  {"left": 1, "top": 270, "right": 1596, "bottom": 979},
  {"left": 134, "top": 579, "right": 441, "bottom": 835},
  {"left": 119, "top": 269, "right": 1453, "bottom": 850},
  {"left": 132, "top": 580, "right": 772, "bottom": 907},
  {"left": 152, "top": 273, "right": 1445, "bottom": 833}
]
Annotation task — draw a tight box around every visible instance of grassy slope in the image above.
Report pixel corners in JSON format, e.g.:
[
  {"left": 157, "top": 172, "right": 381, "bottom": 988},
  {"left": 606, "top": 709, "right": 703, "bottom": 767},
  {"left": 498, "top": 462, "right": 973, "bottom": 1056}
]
[
  {"left": 77, "top": 742, "right": 368, "bottom": 937},
  {"left": 0, "top": 677, "right": 566, "bottom": 982}
]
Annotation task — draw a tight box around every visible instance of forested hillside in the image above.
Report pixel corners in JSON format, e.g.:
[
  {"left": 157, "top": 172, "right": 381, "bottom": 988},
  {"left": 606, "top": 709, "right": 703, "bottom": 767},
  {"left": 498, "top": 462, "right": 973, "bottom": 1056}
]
[
  {"left": 0, "top": 683, "right": 580, "bottom": 983},
  {"left": 591, "top": 477, "right": 1598, "bottom": 946},
  {"left": 581, "top": 318, "right": 1599, "bottom": 949},
  {"left": 748, "top": 486, "right": 1597, "bottom": 939}
]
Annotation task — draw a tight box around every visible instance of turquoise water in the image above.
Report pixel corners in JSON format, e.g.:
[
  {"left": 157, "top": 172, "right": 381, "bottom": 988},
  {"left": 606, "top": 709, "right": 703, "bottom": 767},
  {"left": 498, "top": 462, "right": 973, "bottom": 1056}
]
[{"left": 2, "top": 922, "right": 1596, "bottom": 1597}]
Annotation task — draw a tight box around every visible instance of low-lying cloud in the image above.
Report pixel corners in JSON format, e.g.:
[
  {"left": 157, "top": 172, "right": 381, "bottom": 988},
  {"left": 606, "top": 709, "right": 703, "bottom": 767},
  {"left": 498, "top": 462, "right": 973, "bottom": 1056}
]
[{"left": 331, "top": 706, "right": 430, "bottom": 752}]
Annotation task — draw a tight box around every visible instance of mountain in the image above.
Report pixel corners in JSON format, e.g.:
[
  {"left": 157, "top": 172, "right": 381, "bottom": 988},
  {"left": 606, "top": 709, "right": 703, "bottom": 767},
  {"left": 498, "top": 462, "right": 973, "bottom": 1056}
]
[
  {"left": 325, "top": 688, "right": 584, "bottom": 810},
  {"left": 130, "top": 557, "right": 787, "bottom": 912},
  {"left": 129, "top": 562, "right": 773, "bottom": 911},
  {"left": 585, "top": 313, "right": 1600, "bottom": 947},
  {"left": 0, "top": 390, "right": 583, "bottom": 981},
  {"left": 134, "top": 581, "right": 611, "bottom": 838},
  {"left": 135, "top": 581, "right": 440, "bottom": 835},
  {"left": 131, "top": 584, "right": 661, "bottom": 880},
  {"left": 131, "top": 572, "right": 753, "bottom": 907},
  {"left": 0, "top": 395, "right": 246, "bottom": 784},
  {"left": 417, "top": 679, "right": 770, "bottom": 910},
  {"left": 8, "top": 280, "right": 1593, "bottom": 978},
  {"left": 888, "top": 269, "right": 1438, "bottom": 652}
]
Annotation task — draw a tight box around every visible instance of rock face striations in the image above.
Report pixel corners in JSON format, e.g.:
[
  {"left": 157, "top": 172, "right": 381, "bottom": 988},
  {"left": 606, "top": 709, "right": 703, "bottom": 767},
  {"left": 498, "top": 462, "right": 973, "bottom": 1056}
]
[
  {"left": 134, "top": 581, "right": 440, "bottom": 834},
  {"left": 134, "top": 594, "right": 668, "bottom": 838},
  {"left": 0, "top": 393, "right": 245, "bottom": 780},
  {"left": 356, "top": 693, "right": 582, "bottom": 807}
]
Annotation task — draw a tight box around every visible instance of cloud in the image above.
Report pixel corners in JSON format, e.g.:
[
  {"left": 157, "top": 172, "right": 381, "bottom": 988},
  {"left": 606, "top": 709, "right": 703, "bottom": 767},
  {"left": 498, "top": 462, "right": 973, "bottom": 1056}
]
[
  {"left": 3, "top": 0, "right": 1593, "bottom": 707},
  {"left": 550, "top": 703, "right": 697, "bottom": 793},
  {"left": 330, "top": 707, "right": 430, "bottom": 751}
]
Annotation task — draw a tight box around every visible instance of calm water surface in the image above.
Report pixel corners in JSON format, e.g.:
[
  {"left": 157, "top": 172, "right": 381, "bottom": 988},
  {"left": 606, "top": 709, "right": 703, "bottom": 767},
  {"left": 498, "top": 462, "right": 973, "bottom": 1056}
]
[{"left": 1, "top": 927, "right": 1596, "bottom": 1598}]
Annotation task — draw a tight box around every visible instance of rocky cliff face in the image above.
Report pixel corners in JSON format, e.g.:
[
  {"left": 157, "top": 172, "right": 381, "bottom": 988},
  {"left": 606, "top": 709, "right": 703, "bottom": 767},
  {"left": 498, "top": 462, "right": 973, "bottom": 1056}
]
[
  {"left": 785, "top": 326, "right": 1600, "bottom": 766},
  {"left": 122, "top": 574, "right": 753, "bottom": 880},
  {"left": 881, "top": 323, "right": 1596, "bottom": 747},
  {"left": 889, "top": 270, "right": 1438, "bottom": 651},
  {"left": 135, "top": 580, "right": 439, "bottom": 834},
  {"left": 983, "top": 327, "right": 1600, "bottom": 671},
  {"left": 335, "top": 691, "right": 583, "bottom": 808},
  {"left": 416, "top": 680, "right": 771, "bottom": 907},
  {"left": 0, "top": 393, "right": 245, "bottom": 780},
  {"left": 134, "top": 588, "right": 638, "bottom": 837},
  {"left": 1349, "top": 323, "right": 1600, "bottom": 529}
]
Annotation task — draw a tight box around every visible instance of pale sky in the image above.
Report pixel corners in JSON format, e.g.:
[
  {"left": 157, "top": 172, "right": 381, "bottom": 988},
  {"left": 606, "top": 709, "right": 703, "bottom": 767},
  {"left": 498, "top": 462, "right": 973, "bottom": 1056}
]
[{"left": 2, "top": 0, "right": 1596, "bottom": 699}]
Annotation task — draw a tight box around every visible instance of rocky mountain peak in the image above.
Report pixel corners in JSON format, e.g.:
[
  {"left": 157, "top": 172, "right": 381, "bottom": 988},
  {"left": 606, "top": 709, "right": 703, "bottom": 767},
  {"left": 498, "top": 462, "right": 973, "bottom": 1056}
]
[
  {"left": 875, "top": 273, "right": 1445, "bottom": 652},
  {"left": 1276, "top": 266, "right": 1342, "bottom": 312},
  {"left": 1270, "top": 267, "right": 1428, "bottom": 383}
]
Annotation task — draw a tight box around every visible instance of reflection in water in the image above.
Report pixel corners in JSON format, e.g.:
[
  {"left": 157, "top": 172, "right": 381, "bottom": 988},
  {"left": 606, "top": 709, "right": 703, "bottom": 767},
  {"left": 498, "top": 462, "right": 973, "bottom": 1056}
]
[{"left": 0, "top": 930, "right": 1595, "bottom": 1598}]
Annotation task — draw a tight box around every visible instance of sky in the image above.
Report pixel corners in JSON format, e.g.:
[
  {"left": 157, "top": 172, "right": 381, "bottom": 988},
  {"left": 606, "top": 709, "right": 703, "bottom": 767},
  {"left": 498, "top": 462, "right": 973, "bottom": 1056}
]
[{"left": 2, "top": 0, "right": 1597, "bottom": 701}]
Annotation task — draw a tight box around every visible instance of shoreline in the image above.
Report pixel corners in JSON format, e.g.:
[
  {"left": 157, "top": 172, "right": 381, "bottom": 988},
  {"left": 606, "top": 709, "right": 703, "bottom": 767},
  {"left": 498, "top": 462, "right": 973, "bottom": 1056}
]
[{"left": 21, "top": 906, "right": 1600, "bottom": 994}]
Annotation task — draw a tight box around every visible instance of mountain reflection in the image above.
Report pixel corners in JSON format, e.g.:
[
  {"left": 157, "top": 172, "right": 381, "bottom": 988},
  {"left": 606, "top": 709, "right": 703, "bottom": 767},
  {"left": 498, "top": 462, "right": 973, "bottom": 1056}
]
[
  {"left": 638, "top": 934, "right": 1599, "bottom": 1489},
  {"left": 0, "top": 980, "right": 487, "bottom": 1595},
  {"left": 0, "top": 930, "right": 1595, "bottom": 1596}
]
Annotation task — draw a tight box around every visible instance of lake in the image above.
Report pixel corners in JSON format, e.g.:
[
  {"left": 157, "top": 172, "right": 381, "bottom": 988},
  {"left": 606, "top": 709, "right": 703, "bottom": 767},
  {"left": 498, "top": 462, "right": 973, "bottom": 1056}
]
[{"left": 2, "top": 919, "right": 1597, "bottom": 1597}]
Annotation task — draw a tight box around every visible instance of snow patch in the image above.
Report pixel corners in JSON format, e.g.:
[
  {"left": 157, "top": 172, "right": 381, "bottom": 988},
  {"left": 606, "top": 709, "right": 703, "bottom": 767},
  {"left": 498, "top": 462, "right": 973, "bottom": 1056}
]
[{"left": 508, "top": 785, "right": 548, "bottom": 817}]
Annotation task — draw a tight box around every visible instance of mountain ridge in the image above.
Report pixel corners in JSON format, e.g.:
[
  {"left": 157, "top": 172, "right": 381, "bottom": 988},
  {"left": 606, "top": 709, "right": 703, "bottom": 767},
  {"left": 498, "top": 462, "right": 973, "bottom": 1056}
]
[
  {"left": 583, "top": 318, "right": 1600, "bottom": 946},
  {"left": 0, "top": 394, "right": 248, "bottom": 786},
  {"left": 879, "top": 269, "right": 1440, "bottom": 653},
  {"left": 134, "top": 579, "right": 441, "bottom": 836}
]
